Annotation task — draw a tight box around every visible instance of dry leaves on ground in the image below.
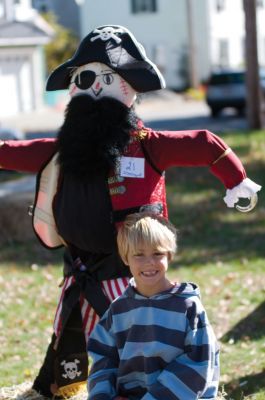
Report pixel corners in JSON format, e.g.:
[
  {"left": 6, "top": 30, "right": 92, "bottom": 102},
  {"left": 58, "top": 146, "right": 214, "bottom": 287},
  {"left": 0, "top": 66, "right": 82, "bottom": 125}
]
[{"left": 0, "top": 382, "right": 87, "bottom": 400}]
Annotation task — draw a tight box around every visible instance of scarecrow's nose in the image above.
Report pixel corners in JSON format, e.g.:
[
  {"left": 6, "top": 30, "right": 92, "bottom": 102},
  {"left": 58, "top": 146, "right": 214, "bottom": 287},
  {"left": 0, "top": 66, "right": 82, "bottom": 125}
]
[
  {"left": 91, "top": 78, "right": 103, "bottom": 97},
  {"left": 92, "top": 76, "right": 101, "bottom": 91}
]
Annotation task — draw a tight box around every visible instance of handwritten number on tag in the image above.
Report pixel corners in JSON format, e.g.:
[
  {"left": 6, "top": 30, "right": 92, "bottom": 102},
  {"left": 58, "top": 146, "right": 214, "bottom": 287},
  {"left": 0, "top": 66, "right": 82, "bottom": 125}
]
[
  {"left": 126, "top": 161, "right": 136, "bottom": 172},
  {"left": 119, "top": 157, "right": 145, "bottom": 178}
]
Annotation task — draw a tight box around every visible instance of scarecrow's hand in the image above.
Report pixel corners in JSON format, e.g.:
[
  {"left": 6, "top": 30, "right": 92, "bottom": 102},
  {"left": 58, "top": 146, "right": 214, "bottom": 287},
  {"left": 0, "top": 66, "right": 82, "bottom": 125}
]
[{"left": 223, "top": 178, "right": 262, "bottom": 212}]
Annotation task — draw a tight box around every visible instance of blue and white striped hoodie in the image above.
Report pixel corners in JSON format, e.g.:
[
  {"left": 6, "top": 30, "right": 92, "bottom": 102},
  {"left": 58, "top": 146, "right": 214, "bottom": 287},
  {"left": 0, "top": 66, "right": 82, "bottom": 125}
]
[{"left": 88, "top": 280, "right": 219, "bottom": 400}]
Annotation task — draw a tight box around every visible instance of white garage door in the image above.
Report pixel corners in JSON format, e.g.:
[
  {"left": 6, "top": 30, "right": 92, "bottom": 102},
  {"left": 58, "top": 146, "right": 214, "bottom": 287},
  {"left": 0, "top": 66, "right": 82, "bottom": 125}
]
[{"left": 0, "top": 54, "right": 33, "bottom": 117}]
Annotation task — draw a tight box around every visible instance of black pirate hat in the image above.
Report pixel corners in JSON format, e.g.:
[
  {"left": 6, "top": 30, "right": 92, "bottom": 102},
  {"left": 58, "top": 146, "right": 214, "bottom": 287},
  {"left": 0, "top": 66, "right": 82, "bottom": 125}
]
[{"left": 46, "top": 25, "right": 165, "bottom": 93}]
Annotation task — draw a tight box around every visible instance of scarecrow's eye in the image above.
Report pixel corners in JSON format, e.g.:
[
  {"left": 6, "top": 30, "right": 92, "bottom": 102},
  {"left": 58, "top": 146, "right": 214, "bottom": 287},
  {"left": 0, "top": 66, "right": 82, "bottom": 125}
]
[{"left": 103, "top": 73, "right": 114, "bottom": 85}]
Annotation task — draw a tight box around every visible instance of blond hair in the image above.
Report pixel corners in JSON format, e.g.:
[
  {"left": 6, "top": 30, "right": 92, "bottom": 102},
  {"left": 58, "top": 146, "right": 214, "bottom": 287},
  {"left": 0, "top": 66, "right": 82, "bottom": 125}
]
[{"left": 117, "top": 212, "right": 177, "bottom": 264}]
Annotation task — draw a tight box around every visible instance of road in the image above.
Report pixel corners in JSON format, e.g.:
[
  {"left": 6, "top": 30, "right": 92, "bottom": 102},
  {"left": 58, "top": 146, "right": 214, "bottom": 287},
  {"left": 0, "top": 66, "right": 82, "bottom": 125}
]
[
  {"left": 144, "top": 114, "right": 247, "bottom": 133},
  {"left": 0, "top": 175, "right": 35, "bottom": 197},
  {"left": 135, "top": 91, "right": 248, "bottom": 133}
]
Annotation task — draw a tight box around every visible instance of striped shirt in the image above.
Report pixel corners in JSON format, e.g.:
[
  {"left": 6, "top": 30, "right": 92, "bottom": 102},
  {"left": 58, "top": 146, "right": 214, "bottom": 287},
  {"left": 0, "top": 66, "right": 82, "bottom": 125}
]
[{"left": 88, "top": 280, "right": 219, "bottom": 400}]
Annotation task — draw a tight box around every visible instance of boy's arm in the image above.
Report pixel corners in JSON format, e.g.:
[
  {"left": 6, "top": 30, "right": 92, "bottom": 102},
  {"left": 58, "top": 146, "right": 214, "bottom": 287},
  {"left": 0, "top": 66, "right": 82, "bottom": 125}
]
[
  {"left": 0, "top": 138, "right": 57, "bottom": 173},
  {"left": 88, "top": 310, "right": 119, "bottom": 400},
  {"left": 141, "top": 299, "right": 219, "bottom": 400}
]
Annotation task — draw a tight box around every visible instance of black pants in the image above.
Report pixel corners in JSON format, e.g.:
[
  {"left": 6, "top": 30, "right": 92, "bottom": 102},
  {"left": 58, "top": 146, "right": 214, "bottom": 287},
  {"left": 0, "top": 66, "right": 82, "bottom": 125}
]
[{"left": 32, "top": 303, "right": 87, "bottom": 398}]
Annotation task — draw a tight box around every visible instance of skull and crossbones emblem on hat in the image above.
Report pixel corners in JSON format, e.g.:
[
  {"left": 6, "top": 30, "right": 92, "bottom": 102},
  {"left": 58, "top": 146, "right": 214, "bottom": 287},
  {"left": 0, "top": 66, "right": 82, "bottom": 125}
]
[{"left": 91, "top": 26, "right": 123, "bottom": 43}]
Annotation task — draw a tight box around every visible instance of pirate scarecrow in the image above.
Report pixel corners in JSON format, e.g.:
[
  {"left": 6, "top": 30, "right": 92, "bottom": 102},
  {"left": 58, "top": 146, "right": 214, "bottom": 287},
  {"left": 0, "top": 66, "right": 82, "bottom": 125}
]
[{"left": 0, "top": 25, "right": 261, "bottom": 398}]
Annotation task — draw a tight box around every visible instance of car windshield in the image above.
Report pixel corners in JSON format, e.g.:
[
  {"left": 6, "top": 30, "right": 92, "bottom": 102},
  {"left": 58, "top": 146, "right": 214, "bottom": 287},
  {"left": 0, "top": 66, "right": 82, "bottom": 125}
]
[{"left": 209, "top": 72, "right": 245, "bottom": 85}]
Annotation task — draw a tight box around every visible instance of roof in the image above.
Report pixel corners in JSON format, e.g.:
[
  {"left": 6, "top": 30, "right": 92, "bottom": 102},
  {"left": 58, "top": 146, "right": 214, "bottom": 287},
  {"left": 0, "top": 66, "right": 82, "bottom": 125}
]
[{"left": 0, "top": 20, "right": 52, "bottom": 46}]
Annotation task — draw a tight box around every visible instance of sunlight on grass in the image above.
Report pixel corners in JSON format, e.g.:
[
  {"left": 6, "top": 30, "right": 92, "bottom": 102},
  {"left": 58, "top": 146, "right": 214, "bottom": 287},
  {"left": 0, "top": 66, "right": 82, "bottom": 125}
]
[
  {"left": 168, "top": 260, "right": 265, "bottom": 400},
  {"left": 0, "top": 264, "right": 62, "bottom": 386}
]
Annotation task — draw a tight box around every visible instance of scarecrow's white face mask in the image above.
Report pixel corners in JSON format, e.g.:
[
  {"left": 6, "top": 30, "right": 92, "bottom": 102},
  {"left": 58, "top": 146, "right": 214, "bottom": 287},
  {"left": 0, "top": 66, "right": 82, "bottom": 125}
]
[{"left": 69, "top": 62, "right": 137, "bottom": 107}]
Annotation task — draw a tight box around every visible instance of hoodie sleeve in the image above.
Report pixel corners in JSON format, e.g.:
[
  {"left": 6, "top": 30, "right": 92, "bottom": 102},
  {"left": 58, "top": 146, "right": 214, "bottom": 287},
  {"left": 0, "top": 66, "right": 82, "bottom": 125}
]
[
  {"left": 141, "top": 298, "right": 220, "bottom": 400},
  {"left": 88, "top": 308, "right": 119, "bottom": 400}
]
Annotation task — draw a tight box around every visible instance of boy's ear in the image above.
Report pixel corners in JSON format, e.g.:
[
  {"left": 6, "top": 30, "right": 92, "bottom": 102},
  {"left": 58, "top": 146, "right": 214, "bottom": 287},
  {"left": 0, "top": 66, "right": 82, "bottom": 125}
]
[{"left": 121, "top": 255, "right": 129, "bottom": 266}]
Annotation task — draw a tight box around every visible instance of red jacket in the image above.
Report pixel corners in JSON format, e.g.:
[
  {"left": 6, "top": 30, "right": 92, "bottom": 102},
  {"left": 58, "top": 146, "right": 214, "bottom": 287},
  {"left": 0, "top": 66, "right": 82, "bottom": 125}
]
[{"left": 0, "top": 126, "right": 246, "bottom": 247}]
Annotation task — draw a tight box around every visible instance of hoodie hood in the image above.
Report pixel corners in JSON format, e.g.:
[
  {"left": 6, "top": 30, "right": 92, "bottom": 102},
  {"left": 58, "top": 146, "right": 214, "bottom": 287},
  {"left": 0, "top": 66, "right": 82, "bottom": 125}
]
[{"left": 124, "top": 278, "right": 200, "bottom": 300}]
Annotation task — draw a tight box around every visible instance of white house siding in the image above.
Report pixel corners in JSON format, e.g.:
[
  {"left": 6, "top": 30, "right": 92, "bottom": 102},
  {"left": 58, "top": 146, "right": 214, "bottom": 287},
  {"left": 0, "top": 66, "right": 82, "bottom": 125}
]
[
  {"left": 192, "top": 0, "right": 211, "bottom": 83},
  {"left": 79, "top": 0, "right": 210, "bottom": 89},
  {"left": 208, "top": 0, "right": 265, "bottom": 69}
]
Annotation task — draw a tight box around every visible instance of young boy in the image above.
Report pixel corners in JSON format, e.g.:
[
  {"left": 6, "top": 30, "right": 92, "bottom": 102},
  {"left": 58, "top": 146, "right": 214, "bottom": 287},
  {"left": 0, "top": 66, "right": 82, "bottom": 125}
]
[{"left": 87, "top": 213, "right": 219, "bottom": 400}]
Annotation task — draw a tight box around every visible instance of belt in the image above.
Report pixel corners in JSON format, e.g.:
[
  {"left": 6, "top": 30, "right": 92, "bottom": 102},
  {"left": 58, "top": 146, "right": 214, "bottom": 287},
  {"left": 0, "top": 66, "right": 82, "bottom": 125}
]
[{"left": 112, "top": 202, "right": 163, "bottom": 222}]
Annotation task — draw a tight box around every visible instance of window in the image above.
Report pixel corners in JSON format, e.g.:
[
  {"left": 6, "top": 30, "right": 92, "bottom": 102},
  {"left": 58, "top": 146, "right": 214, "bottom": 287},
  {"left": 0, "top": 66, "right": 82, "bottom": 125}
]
[
  {"left": 209, "top": 72, "right": 244, "bottom": 86},
  {"left": 131, "top": 0, "right": 157, "bottom": 14},
  {"left": 216, "top": 0, "right": 225, "bottom": 12},
  {"left": 32, "top": 0, "right": 49, "bottom": 11},
  {"left": 40, "top": 4, "right": 47, "bottom": 12}
]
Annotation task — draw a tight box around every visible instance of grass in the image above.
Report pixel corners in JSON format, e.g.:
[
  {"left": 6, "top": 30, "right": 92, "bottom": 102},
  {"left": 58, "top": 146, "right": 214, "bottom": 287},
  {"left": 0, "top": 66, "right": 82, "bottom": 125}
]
[{"left": 0, "top": 129, "right": 265, "bottom": 399}]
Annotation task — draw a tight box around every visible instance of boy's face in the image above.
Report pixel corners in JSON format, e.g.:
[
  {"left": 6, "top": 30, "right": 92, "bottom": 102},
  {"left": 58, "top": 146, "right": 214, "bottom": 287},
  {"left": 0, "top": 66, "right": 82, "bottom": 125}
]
[{"left": 126, "top": 243, "right": 172, "bottom": 297}]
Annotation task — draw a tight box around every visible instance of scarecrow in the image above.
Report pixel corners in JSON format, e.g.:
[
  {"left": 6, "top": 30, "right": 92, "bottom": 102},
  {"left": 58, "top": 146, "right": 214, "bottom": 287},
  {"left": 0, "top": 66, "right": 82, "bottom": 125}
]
[{"left": 0, "top": 25, "right": 261, "bottom": 398}]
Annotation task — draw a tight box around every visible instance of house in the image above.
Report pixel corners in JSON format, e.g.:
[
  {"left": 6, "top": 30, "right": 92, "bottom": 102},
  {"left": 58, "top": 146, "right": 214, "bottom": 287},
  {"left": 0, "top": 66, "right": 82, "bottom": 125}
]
[
  {"left": 77, "top": 0, "right": 210, "bottom": 90},
  {"left": 0, "top": 0, "right": 53, "bottom": 117},
  {"left": 77, "top": 0, "right": 265, "bottom": 89}
]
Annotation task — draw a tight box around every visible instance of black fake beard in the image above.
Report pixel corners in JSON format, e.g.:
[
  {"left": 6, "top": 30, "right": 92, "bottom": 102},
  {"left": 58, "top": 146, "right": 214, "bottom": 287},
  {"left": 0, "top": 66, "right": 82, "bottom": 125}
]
[{"left": 57, "top": 94, "right": 138, "bottom": 178}]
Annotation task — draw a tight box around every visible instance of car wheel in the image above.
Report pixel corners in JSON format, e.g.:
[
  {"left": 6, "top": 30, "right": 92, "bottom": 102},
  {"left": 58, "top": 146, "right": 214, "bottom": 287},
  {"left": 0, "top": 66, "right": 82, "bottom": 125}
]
[
  {"left": 237, "top": 107, "right": 245, "bottom": 116},
  {"left": 210, "top": 107, "right": 220, "bottom": 118}
]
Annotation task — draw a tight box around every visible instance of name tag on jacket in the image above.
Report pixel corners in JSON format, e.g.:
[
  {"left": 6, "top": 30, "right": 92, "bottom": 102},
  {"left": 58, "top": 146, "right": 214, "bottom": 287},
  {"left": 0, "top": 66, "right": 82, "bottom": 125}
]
[{"left": 119, "top": 157, "right": 145, "bottom": 178}]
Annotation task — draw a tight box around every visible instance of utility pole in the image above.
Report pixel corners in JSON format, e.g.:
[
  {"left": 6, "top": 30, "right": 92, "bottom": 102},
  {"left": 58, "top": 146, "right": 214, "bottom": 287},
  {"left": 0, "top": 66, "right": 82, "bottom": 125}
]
[
  {"left": 243, "top": 0, "right": 262, "bottom": 129},
  {"left": 187, "top": 0, "right": 199, "bottom": 89}
]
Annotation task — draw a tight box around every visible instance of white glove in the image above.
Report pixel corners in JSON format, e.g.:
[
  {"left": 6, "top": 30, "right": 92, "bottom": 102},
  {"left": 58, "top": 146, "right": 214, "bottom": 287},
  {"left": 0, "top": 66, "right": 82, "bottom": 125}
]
[{"left": 224, "top": 178, "right": 262, "bottom": 208}]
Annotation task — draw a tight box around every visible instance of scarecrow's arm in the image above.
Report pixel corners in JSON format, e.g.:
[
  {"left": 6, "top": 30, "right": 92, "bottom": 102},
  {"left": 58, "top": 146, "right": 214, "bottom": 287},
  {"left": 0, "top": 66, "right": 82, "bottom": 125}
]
[
  {"left": 0, "top": 138, "right": 57, "bottom": 173},
  {"left": 143, "top": 128, "right": 261, "bottom": 210}
]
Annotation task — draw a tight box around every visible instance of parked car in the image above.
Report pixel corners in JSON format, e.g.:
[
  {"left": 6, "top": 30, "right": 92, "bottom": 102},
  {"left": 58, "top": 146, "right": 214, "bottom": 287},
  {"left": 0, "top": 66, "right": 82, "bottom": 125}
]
[
  {"left": 205, "top": 69, "right": 265, "bottom": 117},
  {"left": 0, "top": 126, "right": 25, "bottom": 140}
]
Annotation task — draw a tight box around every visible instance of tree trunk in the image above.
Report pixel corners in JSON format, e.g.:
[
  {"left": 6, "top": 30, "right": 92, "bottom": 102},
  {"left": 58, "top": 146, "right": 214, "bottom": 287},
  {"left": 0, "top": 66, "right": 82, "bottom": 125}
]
[
  {"left": 243, "top": 0, "right": 262, "bottom": 129},
  {"left": 187, "top": 0, "right": 199, "bottom": 89}
]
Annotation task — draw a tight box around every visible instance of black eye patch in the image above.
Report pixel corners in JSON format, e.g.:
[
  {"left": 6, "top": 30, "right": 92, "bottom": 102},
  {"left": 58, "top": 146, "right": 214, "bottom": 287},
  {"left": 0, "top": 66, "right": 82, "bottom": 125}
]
[{"left": 74, "top": 70, "right": 96, "bottom": 90}]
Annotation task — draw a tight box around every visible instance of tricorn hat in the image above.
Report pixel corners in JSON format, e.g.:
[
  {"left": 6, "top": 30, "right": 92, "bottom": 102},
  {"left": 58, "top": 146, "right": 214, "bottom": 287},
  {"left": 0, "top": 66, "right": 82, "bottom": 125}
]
[{"left": 46, "top": 25, "right": 165, "bottom": 93}]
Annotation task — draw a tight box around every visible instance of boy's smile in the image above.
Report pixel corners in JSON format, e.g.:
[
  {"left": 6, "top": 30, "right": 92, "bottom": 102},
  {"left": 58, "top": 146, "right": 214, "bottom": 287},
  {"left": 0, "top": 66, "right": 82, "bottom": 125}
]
[
  {"left": 141, "top": 270, "right": 158, "bottom": 277},
  {"left": 126, "top": 243, "right": 173, "bottom": 297}
]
